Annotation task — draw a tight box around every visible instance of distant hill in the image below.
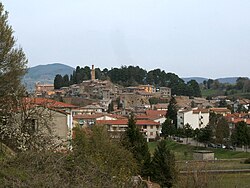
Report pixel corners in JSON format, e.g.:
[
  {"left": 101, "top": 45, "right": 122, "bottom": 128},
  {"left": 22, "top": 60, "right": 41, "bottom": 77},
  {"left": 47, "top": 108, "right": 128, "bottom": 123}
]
[
  {"left": 182, "top": 77, "right": 241, "bottom": 84},
  {"left": 182, "top": 77, "right": 208, "bottom": 84},
  {"left": 217, "top": 77, "right": 239, "bottom": 84},
  {"left": 23, "top": 63, "right": 74, "bottom": 91}
]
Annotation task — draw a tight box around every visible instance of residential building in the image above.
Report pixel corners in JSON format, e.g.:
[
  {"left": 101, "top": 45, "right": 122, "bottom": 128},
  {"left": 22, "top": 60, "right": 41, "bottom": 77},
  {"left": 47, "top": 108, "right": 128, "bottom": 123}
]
[
  {"left": 210, "top": 108, "right": 231, "bottom": 116},
  {"left": 96, "top": 119, "right": 161, "bottom": 142},
  {"left": 177, "top": 108, "right": 209, "bottom": 129}
]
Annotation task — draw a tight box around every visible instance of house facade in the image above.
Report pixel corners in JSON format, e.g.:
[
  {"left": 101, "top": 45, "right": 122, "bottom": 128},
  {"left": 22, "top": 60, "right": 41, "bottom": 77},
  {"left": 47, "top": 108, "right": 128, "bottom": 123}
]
[
  {"left": 177, "top": 108, "right": 209, "bottom": 129},
  {"left": 96, "top": 119, "right": 161, "bottom": 142}
]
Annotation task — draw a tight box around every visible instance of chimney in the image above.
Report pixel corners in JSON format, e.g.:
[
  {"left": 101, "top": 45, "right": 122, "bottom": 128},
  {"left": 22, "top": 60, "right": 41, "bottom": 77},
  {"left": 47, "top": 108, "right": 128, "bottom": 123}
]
[{"left": 91, "top": 65, "right": 95, "bottom": 80}]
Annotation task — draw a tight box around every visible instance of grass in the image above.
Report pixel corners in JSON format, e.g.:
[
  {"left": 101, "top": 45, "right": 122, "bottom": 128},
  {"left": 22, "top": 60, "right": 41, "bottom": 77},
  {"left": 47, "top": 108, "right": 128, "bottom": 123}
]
[
  {"left": 177, "top": 160, "right": 250, "bottom": 171},
  {"left": 176, "top": 173, "right": 250, "bottom": 188},
  {"left": 148, "top": 139, "right": 250, "bottom": 160},
  {"left": 149, "top": 140, "right": 250, "bottom": 187},
  {"left": 201, "top": 89, "right": 224, "bottom": 97}
]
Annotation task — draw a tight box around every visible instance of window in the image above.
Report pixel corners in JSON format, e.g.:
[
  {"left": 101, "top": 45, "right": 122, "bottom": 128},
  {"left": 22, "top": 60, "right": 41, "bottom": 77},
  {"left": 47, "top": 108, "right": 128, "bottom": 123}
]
[
  {"left": 143, "top": 125, "right": 147, "bottom": 129},
  {"left": 150, "top": 132, "right": 153, "bottom": 136},
  {"left": 150, "top": 125, "right": 154, "bottom": 129}
]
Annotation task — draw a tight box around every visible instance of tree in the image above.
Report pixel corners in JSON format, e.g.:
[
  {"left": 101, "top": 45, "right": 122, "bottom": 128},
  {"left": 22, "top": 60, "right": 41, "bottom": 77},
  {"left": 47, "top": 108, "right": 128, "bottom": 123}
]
[
  {"left": 209, "top": 113, "right": 230, "bottom": 144},
  {"left": 62, "top": 74, "right": 70, "bottom": 87},
  {"left": 183, "top": 123, "right": 193, "bottom": 143},
  {"left": 0, "top": 2, "right": 30, "bottom": 150},
  {"left": 166, "top": 97, "right": 178, "bottom": 127},
  {"left": 197, "top": 126, "right": 213, "bottom": 147},
  {"left": 207, "top": 79, "right": 214, "bottom": 89},
  {"left": 151, "top": 140, "right": 177, "bottom": 188},
  {"left": 187, "top": 80, "right": 201, "bottom": 97},
  {"left": 107, "top": 100, "right": 114, "bottom": 113},
  {"left": 215, "top": 116, "right": 229, "bottom": 144},
  {"left": 121, "top": 113, "right": 151, "bottom": 177},
  {"left": 0, "top": 2, "right": 27, "bottom": 114},
  {"left": 231, "top": 121, "right": 250, "bottom": 151},
  {"left": 54, "top": 74, "right": 63, "bottom": 89},
  {"left": 0, "top": 126, "right": 138, "bottom": 187},
  {"left": 161, "top": 118, "right": 176, "bottom": 138}
]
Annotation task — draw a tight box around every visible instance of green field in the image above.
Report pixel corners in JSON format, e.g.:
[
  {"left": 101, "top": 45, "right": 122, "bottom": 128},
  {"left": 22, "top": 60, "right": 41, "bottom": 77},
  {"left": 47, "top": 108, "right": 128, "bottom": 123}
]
[
  {"left": 149, "top": 140, "right": 250, "bottom": 188},
  {"left": 149, "top": 139, "right": 250, "bottom": 160},
  {"left": 201, "top": 89, "right": 224, "bottom": 97}
]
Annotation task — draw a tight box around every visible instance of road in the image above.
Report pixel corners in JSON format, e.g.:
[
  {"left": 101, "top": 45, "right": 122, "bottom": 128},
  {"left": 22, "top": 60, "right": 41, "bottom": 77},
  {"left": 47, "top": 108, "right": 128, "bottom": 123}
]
[{"left": 178, "top": 137, "right": 250, "bottom": 153}]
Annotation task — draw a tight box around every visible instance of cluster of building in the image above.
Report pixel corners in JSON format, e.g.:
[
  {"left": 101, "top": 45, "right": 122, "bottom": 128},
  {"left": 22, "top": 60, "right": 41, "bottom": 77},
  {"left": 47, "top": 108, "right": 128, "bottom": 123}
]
[
  {"left": 31, "top": 65, "right": 250, "bottom": 147},
  {"left": 35, "top": 65, "right": 171, "bottom": 112},
  {"left": 19, "top": 97, "right": 167, "bottom": 143}
]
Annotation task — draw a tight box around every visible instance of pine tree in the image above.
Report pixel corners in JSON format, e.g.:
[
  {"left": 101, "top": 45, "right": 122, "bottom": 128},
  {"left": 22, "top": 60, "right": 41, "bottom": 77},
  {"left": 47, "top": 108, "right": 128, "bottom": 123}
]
[
  {"left": 151, "top": 140, "right": 177, "bottom": 188},
  {"left": 121, "top": 113, "right": 151, "bottom": 177}
]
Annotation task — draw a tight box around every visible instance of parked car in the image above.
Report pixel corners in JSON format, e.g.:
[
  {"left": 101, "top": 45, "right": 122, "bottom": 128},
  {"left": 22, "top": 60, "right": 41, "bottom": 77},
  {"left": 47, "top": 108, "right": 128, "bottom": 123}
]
[
  {"left": 225, "top": 145, "right": 234, "bottom": 150},
  {"left": 176, "top": 138, "right": 183, "bottom": 143},
  {"left": 208, "top": 143, "right": 217, "bottom": 148},
  {"left": 217, "top": 144, "right": 226, "bottom": 149}
]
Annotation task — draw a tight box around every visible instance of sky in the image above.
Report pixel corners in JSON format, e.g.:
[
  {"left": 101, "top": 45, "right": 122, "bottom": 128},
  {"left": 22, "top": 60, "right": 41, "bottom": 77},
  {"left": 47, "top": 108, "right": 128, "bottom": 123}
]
[{"left": 2, "top": 0, "right": 250, "bottom": 78}]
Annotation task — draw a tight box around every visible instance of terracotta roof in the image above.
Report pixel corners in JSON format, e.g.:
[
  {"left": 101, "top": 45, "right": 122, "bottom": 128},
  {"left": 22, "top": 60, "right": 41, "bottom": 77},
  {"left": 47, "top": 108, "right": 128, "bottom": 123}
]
[
  {"left": 73, "top": 113, "right": 104, "bottom": 119},
  {"left": 210, "top": 108, "right": 231, "bottom": 113},
  {"left": 227, "top": 117, "right": 250, "bottom": 125},
  {"left": 96, "top": 119, "right": 160, "bottom": 126},
  {"left": 145, "top": 110, "right": 167, "bottom": 117},
  {"left": 193, "top": 109, "right": 209, "bottom": 114},
  {"left": 23, "top": 98, "right": 77, "bottom": 108},
  {"left": 226, "top": 113, "right": 248, "bottom": 118}
]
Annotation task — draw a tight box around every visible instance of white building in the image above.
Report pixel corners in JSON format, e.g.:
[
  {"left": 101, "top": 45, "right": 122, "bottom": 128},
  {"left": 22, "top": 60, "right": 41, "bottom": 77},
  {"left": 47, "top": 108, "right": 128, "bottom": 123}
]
[{"left": 177, "top": 108, "right": 209, "bottom": 129}]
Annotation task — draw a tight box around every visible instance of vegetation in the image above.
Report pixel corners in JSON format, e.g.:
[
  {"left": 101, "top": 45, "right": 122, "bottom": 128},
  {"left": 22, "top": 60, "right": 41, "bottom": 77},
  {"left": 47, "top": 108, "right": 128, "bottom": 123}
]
[
  {"left": 201, "top": 77, "right": 250, "bottom": 99},
  {"left": 161, "top": 118, "right": 176, "bottom": 138},
  {"left": 0, "top": 3, "right": 53, "bottom": 152},
  {"left": 166, "top": 97, "right": 178, "bottom": 127},
  {"left": 121, "top": 113, "right": 151, "bottom": 178},
  {"left": 151, "top": 140, "right": 250, "bottom": 160},
  {"left": 53, "top": 65, "right": 201, "bottom": 96},
  {"left": 231, "top": 121, "right": 250, "bottom": 151},
  {"left": 0, "top": 126, "right": 138, "bottom": 187},
  {"left": 151, "top": 140, "right": 177, "bottom": 188}
]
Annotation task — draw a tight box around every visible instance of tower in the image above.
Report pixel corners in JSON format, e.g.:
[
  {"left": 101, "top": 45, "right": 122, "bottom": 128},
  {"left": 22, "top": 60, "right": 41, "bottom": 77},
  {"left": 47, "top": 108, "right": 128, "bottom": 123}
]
[{"left": 91, "top": 65, "right": 95, "bottom": 80}]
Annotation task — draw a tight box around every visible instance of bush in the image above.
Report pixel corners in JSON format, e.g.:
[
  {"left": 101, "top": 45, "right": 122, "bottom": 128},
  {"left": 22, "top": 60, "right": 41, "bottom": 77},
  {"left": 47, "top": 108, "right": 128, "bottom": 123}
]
[{"left": 244, "top": 158, "right": 250, "bottom": 164}]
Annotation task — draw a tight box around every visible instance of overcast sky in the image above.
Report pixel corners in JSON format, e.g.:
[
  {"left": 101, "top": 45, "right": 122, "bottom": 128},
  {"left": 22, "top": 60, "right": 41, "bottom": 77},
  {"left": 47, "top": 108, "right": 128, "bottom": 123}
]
[{"left": 2, "top": 0, "right": 250, "bottom": 78}]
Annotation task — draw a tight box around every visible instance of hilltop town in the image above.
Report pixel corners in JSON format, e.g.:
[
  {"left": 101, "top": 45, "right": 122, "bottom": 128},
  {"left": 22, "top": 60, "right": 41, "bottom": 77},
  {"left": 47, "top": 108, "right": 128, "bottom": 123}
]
[{"left": 2, "top": 1, "right": 250, "bottom": 187}]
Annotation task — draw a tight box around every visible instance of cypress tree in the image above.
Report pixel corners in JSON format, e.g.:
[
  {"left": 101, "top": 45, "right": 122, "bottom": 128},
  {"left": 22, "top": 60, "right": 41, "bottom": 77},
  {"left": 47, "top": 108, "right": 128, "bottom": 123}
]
[{"left": 166, "top": 97, "right": 178, "bottom": 128}]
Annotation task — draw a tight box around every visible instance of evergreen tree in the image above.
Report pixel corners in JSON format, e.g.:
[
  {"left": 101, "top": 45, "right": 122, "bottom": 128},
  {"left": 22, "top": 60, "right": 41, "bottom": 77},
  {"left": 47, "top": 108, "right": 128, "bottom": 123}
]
[
  {"left": 231, "top": 121, "right": 250, "bottom": 151},
  {"left": 63, "top": 74, "right": 70, "bottom": 87},
  {"left": 187, "top": 80, "right": 201, "bottom": 97},
  {"left": 166, "top": 97, "right": 178, "bottom": 127},
  {"left": 107, "top": 101, "right": 114, "bottom": 113},
  {"left": 121, "top": 113, "right": 151, "bottom": 177},
  {"left": 151, "top": 140, "right": 176, "bottom": 188},
  {"left": 161, "top": 118, "right": 176, "bottom": 138},
  {"left": 54, "top": 74, "right": 63, "bottom": 89},
  {"left": 197, "top": 125, "right": 213, "bottom": 147}
]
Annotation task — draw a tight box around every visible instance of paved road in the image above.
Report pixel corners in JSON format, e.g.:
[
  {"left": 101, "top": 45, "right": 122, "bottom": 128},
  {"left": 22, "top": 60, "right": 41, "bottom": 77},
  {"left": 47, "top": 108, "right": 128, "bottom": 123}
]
[{"left": 177, "top": 138, "right": 250, "bottom": 153}]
